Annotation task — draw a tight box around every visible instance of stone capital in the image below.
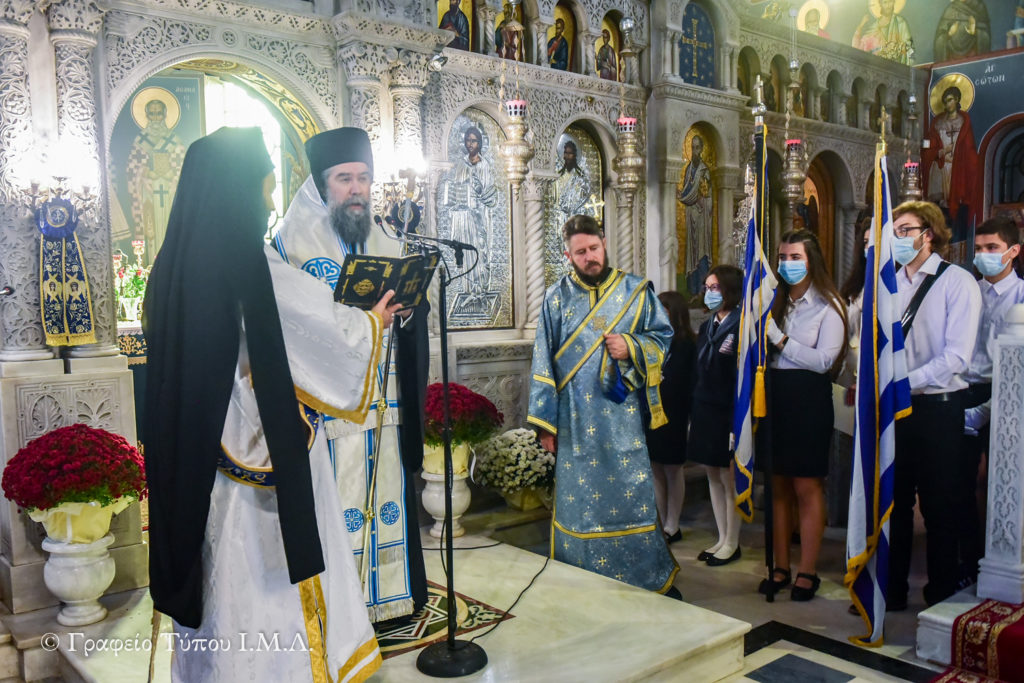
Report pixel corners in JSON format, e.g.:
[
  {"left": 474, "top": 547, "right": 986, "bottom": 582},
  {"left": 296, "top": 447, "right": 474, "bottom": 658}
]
[
  {"left": 1, "top": 0, "right": 35, "bottom": 26},
  {"left": 45, "top": 0, "right": 104, "bottom": 35},
  {"left": 337, "top": 41, "right": 389, "bottom": 84},
  {"left": 390, "top": 49, "right": 432, "bottom": 89}
]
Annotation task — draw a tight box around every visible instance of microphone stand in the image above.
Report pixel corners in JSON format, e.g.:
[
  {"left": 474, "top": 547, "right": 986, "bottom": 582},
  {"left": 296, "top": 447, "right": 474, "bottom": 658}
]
[{"left": 401, "top": 229, "right": 486, "bottom": 677}]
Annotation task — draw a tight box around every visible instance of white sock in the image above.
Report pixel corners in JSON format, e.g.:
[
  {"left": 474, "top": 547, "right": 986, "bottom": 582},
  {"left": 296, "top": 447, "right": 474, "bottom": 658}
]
[
  {"left": 705, "top": 467, "right": 727, "bottom": 554},
  {"left": 713, "top": 467, "right": 741, "bottom": 560}
]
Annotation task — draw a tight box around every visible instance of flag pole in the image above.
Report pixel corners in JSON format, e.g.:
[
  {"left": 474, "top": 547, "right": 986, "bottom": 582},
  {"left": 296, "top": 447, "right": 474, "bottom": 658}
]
[{"left": 750, "top": 83, "right": 777, "bottom": 602}]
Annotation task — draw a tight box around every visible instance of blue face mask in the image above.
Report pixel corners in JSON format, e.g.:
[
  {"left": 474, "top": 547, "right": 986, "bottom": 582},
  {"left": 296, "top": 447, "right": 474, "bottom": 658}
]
[
  {"left": 778, "top": 260, "right": 808, "bottom": 285},
  {"left": 892, "top": 235, "right": 921, "bottom": 266},
  {"left": 974, "top": 251, "right": 1008, "bottom": 278},
  {"left": 704, "top": 290, "right": 723, "bottom": 310}
]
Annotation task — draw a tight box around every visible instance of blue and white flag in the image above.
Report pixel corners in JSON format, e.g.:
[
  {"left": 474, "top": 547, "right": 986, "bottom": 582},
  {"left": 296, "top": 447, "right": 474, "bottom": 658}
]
[
  {"left": 732, "top": 127, "right": 777, "bottom": 522},
  {"left": 845, "top": 148, "right": 912, "bottom": 647}
]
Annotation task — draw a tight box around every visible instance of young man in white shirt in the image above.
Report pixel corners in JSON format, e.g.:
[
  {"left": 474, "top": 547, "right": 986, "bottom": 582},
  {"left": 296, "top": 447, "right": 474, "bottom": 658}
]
[
  {"left": 888, "top": 201, "right": 982, "bottom": 609},
  {"left": 958, "top": 215, "right": 1024, "bottom": 587}
]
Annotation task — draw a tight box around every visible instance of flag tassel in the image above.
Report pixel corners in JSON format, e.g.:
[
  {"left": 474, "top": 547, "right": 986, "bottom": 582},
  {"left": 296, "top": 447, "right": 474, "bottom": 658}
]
[{"left": 753, "top": 367, "right": 767, "bottom": 418}]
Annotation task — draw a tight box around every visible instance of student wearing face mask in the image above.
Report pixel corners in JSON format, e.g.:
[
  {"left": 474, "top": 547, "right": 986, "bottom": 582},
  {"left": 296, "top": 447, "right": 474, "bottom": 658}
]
[
  {"left": 687, "top": 265, "right": 744, "bottom": 566},
  {"left": 956, "top": 215, "right": 1024, "bottom": 589},
  {"left": 761, "top": 229, "right": 847, "bottom": 601},
  {"left": 887, "top": 200, "right": 980, "bottom": 610}
]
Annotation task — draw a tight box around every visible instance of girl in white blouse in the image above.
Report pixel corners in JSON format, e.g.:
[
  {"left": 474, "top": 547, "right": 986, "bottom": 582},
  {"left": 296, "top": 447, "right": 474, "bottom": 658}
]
[{"left": 760, "top": 229, "right": 847, "bottom": 602}]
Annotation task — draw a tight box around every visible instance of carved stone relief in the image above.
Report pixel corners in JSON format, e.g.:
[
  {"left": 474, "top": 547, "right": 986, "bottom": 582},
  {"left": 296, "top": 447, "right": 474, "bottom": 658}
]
[
  {"left": 105, "top": 10, "right": 338, "bottom": 123},
  {"left": 988, "top": 344, "right": 1024, "bottom": 558}
]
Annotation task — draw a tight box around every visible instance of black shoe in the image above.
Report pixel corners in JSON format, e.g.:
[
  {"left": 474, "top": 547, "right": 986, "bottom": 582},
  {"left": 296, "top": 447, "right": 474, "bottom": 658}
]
[
  {"left": 790, "top": 573, "right": 821, "bottom": 601},
  {"left": 705, "top": 547, "right": 741, "bottom": 567},
  {"left": 664, "top": 586, "right": 684, "bottom": 601},
  {"left": 664, "top": 530, "right": 682, "bottom": 544},
  {"left": 697, "top": 549, "right": 715, "bottom": 562},
  {"left": 758, "top": 568, "right": 791, "bottom": 594}
]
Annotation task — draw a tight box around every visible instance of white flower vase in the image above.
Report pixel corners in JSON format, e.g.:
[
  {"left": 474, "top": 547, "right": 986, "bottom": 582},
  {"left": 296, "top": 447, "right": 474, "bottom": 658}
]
[
  {"left": 421, "top": 471, "right": 471, "bottom": 538},
  {"left": 41, "top": 534, "right": 116, "bottom": 626},
  {"left": 421, "top": 443, "right": 473, "bottom": 538},
  {"left": 29, "top": 499, "right": 131, "bottom": 626}
]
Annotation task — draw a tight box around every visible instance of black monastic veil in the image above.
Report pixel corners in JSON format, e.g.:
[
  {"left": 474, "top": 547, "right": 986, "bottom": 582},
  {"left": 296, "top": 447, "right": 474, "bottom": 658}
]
[{"left": 142, "top": 127, "right": 324, "bottom": 628}]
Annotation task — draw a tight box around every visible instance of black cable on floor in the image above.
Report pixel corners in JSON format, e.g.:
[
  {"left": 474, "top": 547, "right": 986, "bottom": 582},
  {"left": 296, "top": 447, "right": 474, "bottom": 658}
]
[
  {"left": 468, "top": 555, "right": 550, "bottom": 644},
  {"left": 433, "top": 520, "right": 551, "bottom": 643}
]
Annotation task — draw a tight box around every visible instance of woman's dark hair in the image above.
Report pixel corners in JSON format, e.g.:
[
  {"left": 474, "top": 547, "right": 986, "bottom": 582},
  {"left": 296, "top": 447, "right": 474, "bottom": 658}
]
[
  {"left": 840, "top": 217, "right": 872, "bottom": 303},
  {"left": 708, "top": 264, "right": 743, "bottom": 311},
  {"left": 771, "top": 229, "right": 848, "bottom": 373},
  {"left": 657, "top": 291, "right": 695, "bottom": 342}
]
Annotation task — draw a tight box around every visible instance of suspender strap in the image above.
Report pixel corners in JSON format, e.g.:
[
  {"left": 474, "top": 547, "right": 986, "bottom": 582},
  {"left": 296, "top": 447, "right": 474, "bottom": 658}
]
[{"left": 901, "top": 261, "right": 950, "bottom": 338}]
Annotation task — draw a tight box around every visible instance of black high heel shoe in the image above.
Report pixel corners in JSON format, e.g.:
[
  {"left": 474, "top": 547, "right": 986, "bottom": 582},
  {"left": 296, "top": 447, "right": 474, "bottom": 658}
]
[
  {"left": 757, "top": 568, "right": 791, "bottom": 594},
  {"left": 790, "top": 573, "right": 821, "bottom": 601}
]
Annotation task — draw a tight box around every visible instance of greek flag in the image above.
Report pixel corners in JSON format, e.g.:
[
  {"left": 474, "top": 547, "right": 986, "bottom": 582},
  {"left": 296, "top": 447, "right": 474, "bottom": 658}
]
[
  {"left": 845, "top": 148, "right": 912, "bottom": 647},
  {"left": 732, "top": 128, "right": 777, "bottom": 522}
]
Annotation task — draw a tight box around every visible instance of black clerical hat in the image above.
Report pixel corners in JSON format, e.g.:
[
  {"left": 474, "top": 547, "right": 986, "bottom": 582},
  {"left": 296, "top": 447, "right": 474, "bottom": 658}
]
[{"left": 305, "top": 127, "right": 374, "bottom": 199}]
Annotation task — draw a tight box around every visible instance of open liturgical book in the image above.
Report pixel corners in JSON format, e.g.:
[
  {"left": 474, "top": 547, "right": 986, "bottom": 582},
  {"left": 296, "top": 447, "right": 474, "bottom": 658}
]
[{"left": 333, "top": 252, "right": 439, "bottom": 310}]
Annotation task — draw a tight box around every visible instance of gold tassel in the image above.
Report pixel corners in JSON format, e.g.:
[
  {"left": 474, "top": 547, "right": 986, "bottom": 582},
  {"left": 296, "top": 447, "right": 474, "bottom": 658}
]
[{"left": 753, "top": 367, "right": 767, "bottom": 418}]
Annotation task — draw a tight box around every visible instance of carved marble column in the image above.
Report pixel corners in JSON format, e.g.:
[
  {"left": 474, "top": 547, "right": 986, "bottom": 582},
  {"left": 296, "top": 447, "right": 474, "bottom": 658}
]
[
  {"left": 477, "top": 5, "right": 496, "bottom": 56},
  {"left": 521, "top": 175, "right": 550, "bottom": 327},
  {"left": 659, "top": 30, "right": 670, "bottom": 77},
  {"left": 390, "top": 50, "right": 430, "bottom": 162},
  {"left": 338, "top": 42, "right": 387, "bottom": 163},
  {"left": 582, "top": 32, "right": 600, "bottom": 78},
  {"left": 533, "top": 20, "right": 550, "bottom": 68},
  {"left": 615, "top": 187, "right": 634, "bottom": 272},
  {"left": 658, "top": 172, "right": 680, "bottom": 291},
  {"left": 713, "top": 166, "right": 741, "bottom": 266},
  {"left": 978, "top": 305, "right": 1024, "bottom": 604},
  {"left": 839, "top": 202, "right": 866, "bottom": 282},
  {"left": 0, "top": 3, "right": 51, "bottom": 362},
  {"left": 47, "top": 0, "right": 118, "bottom": 358},
  {"left": 670, "top": 32, "right": 680, "bottom": 78}
]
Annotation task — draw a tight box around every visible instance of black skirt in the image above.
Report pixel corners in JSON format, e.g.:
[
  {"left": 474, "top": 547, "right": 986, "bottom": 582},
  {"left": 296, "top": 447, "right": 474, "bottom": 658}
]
[
  {"left": 769, "top": 368, "right": 834, "bottom": 478},
  {"left": 686, "top": 399, "right": 733, "bottom": 468}
]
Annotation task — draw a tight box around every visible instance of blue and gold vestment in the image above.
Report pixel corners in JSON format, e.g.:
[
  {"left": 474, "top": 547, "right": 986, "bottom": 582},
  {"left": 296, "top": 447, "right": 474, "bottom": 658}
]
[{"left": 528, "top": 268, "right": 679, "bottom": 592}]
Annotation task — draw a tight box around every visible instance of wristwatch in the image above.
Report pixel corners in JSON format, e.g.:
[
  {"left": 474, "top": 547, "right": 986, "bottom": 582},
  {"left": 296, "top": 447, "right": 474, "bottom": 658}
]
[{"left": 777, "top": 335, "right": 789, "bottom": 350}]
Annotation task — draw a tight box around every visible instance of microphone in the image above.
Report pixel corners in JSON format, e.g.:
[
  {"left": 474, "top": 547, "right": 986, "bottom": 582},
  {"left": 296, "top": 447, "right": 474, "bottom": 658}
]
[
  {"left": 385, "top": 219, "right": 477, "bottom": 254},
  {"left": 0, "top": 286, "right": 13, "bottom": 297}
]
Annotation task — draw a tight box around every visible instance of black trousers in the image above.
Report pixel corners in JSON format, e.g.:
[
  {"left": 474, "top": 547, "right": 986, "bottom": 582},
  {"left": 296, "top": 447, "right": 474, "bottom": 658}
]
[
  {"left": 958, "top": 383, "right": 992, "bottom": 582},
  {"left": 889, "top": 392, "right": 966, "bottom": 606}
]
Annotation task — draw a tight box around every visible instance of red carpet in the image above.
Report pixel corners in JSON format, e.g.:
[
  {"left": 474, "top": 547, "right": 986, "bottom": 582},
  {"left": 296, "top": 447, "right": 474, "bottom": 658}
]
[{"left": 931, "top": 599, "right": 1024, "bottom": 683}]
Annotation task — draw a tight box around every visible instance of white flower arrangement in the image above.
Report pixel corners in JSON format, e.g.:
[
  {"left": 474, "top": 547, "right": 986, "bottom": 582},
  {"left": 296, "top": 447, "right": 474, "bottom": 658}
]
[{"left": 473, "top": 428, "right": 555, "bottom": 495}]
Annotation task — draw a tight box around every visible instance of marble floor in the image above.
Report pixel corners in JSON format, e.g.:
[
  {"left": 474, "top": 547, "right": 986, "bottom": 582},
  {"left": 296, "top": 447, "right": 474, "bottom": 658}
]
[
  {"left": 48, "top": 480, "right": 947, "bottom": 682},
  {"left": 478, "top": 489, "right": 946, "bottom": 683}
]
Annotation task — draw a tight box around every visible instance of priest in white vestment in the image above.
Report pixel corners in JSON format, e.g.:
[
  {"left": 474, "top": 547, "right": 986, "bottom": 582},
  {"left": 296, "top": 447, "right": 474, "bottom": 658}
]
[{"left": 274, "top": 127, "right": 430, "bottom": 621}]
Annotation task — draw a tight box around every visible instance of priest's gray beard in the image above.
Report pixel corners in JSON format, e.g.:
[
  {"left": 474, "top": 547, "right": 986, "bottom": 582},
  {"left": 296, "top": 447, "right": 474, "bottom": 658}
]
[{"left": 329, "top": 197, "right": 371, "bottom": 245}]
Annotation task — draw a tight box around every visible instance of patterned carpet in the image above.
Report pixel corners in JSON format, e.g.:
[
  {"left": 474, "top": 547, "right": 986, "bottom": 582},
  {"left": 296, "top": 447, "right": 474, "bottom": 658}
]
[{"left": 375, "top": 580, "right": 513, "bottom": 659}]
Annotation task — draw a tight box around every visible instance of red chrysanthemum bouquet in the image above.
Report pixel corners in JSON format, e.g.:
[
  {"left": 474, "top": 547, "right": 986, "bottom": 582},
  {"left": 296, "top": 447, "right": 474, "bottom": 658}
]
[
  {"left": 422, "top": 383, "right": 503, "bottom": 475},
  {"left": 423, "top": 382, "right": 504, "bottom": 447},
  {"left": 2, "top": 424, "right": 147, "bottom": 544}
]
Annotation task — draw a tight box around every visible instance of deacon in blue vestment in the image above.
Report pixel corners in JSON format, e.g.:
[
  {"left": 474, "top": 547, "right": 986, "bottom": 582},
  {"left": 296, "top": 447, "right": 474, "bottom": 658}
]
[{"left": 528, "top": 215, "right": 680, "bottom": 593}]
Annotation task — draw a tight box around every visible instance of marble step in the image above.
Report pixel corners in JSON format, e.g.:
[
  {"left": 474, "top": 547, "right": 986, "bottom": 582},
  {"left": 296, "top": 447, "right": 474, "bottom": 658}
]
[{"left": 916, "top": 587, "right": 985, "bottom": 665}]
